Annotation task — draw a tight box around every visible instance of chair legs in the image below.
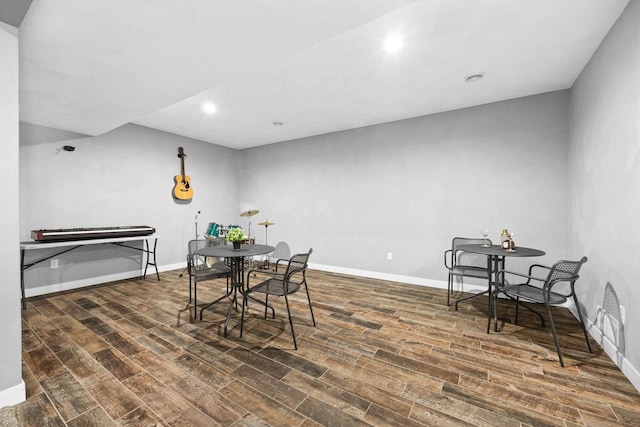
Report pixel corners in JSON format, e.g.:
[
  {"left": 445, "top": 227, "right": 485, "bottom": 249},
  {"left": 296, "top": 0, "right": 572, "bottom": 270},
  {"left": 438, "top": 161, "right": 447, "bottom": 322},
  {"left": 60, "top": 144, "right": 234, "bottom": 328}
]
[
  {"left": 487, "top": 289, "right": 495, "bottom": 333},
  {"left": 489, "top": 294, "right": 567, "bottom": 367},
  {"left": 495, "top": 294, "right": 593, "bottom": 367},
  {"left": 303, "top": 282, "right": 316, "bottom": 326},
  {"left": 572, "top": 294, "right": 593, "bottom": 354},
  {"left": 193, "top": 279, "right": 197, "bottom": 319},
  {"left": 487, "top": 288, "right": 505, "bottom": 333},
  {"left": 240, "top": 293, "right": 246, "bottom": 337},
  {"left": 545, "top": 302, "right": 565, "bottom": 367},
  {"left": 283, "top": 295, "right": 297, "bottom": 350},
  {"left": 241, "top": 285, "right": 315, "bottom": 350},
  {"left": 447, "top": 274, "right": 474, "bottom": 309}
]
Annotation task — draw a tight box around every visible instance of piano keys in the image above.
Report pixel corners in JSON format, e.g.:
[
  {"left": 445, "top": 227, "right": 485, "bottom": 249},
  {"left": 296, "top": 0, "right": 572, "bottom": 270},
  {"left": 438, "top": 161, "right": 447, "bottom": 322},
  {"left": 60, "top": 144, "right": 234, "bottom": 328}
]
[{"left": 31, "top": 225, "right": 156, "bottom": 242}]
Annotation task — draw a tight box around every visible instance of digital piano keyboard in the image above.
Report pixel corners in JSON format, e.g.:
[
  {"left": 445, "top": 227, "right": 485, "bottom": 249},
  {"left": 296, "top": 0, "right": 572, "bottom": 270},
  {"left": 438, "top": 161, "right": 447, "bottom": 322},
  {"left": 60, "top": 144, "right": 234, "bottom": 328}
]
[{"left": 31, "top": 225, "right": 156, "bottom": 242}]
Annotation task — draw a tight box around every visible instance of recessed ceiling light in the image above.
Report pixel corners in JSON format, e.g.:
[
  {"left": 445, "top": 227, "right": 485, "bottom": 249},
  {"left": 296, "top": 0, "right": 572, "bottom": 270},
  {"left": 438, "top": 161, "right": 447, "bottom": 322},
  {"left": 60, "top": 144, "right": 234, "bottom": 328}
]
[
  {"left": 202, "top": 102, "right": 217, "bottom": 115},
  {"left": 272, "top": 121, "right": 284, "bottom": 126},
  {"left": 464, "top": 72, "right": 485, "bottom": 83},
  {"left": 384, "top": 35, "right": 403, "bottom": 53}
]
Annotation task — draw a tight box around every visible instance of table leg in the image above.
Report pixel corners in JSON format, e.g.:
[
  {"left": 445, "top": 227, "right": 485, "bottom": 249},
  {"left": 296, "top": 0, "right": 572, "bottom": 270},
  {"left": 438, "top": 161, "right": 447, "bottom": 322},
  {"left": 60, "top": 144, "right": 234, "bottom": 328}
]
[
  {"left": 143, "top": 238, "right": 159, "bottom": 280},
  {"left": 222, "top": 257, "right": 244, "bottom": 336},
  {"left": 487, "top": 255, "right": 505, "bottom": 333},
  {"left": 20, "top": 249, "right": 26, "bottom": 310},
  {"left": 486, "top": 255, "right": 494, "bottom": 333},
  {"left": 496, "top": 256, "right": 505, "bottom": 332},
  {"left": 223, "top": 288, "right": 239, "bottom": 336},
  {"left": 453, "top": 281, "right": 492, "bottom": 310},
  {"left": 199, "top": 288, "right": 235, "bottom": 320}
]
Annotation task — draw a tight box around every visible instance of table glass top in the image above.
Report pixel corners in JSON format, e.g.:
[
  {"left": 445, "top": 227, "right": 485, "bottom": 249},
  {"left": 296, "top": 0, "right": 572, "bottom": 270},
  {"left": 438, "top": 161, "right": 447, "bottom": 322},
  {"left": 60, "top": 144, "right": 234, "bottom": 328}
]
[
  {"left": 196, "top": 244, "right": 274, "bottom": 257},
  {"left": 457, "top": 244, "right": 545, "bottom": 257}
]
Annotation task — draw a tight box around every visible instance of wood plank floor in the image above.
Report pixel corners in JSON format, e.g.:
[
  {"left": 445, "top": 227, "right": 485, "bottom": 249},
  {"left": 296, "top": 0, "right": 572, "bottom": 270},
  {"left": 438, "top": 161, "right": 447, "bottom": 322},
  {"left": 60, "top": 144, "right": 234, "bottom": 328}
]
[{"left": 3, "top": 268, "right": 640, "bottom": 426}]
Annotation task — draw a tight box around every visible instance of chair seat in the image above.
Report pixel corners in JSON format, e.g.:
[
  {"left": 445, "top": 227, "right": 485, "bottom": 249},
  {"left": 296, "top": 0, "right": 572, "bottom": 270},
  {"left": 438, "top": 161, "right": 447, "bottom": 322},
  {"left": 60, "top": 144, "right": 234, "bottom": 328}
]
[
  {"left": 208, "top": 260, "right": 229, "bottom": 270},
  {"left": 192, "top": 262, "right": 230, "bottom": 281},
  {"left": 502, "top": 283, "right": 567, "bottom": 305},
  {"left": 449, "top": 265, "right": 488, "bottom": 279},
  {"left": 250, "top": 278, "right": 300, "bottom": 296}
]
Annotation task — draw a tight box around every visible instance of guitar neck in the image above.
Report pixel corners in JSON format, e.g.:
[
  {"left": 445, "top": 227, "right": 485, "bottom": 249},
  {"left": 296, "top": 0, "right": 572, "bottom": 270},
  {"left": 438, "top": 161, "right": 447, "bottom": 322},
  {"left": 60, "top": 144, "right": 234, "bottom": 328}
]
[
  {"left": 178, "top": 147, "right": 187, "bottom": 182},
  {"left": 174, "top": 146, "right": 193, "bottom": 200}
]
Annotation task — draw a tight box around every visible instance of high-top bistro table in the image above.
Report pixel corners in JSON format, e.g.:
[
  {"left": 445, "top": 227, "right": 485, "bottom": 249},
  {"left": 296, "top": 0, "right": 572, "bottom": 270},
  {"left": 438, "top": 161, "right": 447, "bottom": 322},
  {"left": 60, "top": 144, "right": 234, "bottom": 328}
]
[
  {"left": 457, "top": 244, "right": 545, "bottom": 333},
  {"left": 195, "top": 244, "right": 274, "bottom": 336}
]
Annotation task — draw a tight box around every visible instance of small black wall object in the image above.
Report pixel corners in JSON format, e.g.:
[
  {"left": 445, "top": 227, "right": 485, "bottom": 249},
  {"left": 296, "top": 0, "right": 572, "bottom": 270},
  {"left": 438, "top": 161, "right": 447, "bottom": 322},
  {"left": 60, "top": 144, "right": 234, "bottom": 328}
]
[{"left": 63, "top": 145, "right": 75, "bottom": 151}]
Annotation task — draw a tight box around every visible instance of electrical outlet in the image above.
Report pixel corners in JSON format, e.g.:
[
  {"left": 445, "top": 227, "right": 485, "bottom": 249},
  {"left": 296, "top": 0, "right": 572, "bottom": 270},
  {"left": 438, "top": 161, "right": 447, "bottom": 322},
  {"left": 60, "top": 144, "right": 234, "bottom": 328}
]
[
  {"left": 51, "top": 259, "right": 59, "bottom": 269},
  {"left": 620, "top": 305, "right": 626, "bottom": 324},
  {"left": 387, "top": 252, "right": 393, "bottom": 261}
]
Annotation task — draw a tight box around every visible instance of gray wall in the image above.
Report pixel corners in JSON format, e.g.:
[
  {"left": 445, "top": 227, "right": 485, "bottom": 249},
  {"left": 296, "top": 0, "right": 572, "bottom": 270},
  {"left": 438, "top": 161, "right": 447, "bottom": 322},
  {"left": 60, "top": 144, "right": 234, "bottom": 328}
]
[
  {"left": 19, "top": 91, "right": 571, "bottom": 292},
  {"left": 241, "top": 91, "right": 570, "bottom": 283},
  {"left": 569, "top": 1, "right": 640, "bottom": 379},
  {"left": 0, "top": 22, "right": 23, "bottom": 405},
  {"left": 19, "top": 123, "right": 240, "bottom": 294},
  {"left": 19, "top": 91, "right": 570, "bottom": 294}
]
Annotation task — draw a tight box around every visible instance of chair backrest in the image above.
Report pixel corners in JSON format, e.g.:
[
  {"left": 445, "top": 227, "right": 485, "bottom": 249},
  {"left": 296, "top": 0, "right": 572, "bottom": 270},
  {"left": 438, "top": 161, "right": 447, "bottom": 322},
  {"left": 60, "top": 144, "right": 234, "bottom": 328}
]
[
  {"left": 188, "top": 238, "right": 224, "bottom": 267},
  {"left": 451, "top": 237, "right": 490, "bottom": 269},
  {"left": 188, "top": 239, "right": 202, "bottom": 258},
  {"left": 283, "top": 248, "right": 313, "bottom": 281},
  {"left": 272, "top": 241, "right": 291, "bottom": 260},
  {"left": 546, "top": 256, "right": 588, "bottom": 286}
]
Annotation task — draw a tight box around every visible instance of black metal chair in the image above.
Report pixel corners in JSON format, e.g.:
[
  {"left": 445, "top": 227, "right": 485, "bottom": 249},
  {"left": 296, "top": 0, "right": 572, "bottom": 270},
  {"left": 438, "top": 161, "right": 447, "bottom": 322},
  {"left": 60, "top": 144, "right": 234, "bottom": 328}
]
[
  {"left": 241, "top": 248, "right": 315, "bottom": 349},
  {"left": 444, "top": 237, "right": 492, "bottom": 307},
  {"left": 187, "top": 239, "right": 231, "bottom": 318},
  {"left": 489, "top": 256, "right": 592, "bottom": 367}
]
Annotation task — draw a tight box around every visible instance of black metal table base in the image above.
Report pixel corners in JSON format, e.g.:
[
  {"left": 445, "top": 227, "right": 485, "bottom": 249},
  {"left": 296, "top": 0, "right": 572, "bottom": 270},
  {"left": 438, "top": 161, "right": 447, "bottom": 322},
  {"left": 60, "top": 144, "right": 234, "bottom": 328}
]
[
  {"left": 197, "top": 249, "right": 275, "bottom": 336},
  {"left": 453, "top": 287, "right": 491, "bottom": 310},
  {"left": 199, "top": 282, "right": 274, "bottom": 336}
]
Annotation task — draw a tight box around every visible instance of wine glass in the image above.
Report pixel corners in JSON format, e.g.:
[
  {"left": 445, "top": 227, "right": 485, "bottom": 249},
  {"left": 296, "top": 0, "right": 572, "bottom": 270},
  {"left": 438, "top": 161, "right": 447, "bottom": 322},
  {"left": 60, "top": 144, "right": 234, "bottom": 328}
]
[{"left": 481, "top": 229, "right": 490, "bottom": 247}]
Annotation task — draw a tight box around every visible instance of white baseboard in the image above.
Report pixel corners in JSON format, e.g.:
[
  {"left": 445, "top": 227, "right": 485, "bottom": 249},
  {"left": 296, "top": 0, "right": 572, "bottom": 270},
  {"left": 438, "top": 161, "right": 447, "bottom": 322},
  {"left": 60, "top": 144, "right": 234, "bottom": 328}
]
[
  {"left": 308, "top": 262, "right": 486, "bottom": 293},
  {"left": 0, "top": 380, "right": 25, "bottom": 408},
  {"left": 584, "top": 313, "right": 640, "bottom": 392},
  {"left": 160, "top": 262, "right": 186, "bottom": 272}
]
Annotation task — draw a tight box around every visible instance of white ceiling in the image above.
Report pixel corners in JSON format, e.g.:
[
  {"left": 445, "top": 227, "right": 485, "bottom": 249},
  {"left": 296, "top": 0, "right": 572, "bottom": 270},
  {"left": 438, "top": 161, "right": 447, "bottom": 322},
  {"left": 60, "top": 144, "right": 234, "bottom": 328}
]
[{"left": 17, "top": 0, "right": 629, "bottom": 150}]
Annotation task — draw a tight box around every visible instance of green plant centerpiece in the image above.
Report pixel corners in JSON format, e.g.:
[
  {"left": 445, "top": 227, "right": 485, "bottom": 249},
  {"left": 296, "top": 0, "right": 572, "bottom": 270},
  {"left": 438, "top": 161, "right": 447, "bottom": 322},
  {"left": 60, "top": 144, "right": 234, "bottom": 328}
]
[{"left": 226, "top": 227, "right": 245, "bottom": 250}]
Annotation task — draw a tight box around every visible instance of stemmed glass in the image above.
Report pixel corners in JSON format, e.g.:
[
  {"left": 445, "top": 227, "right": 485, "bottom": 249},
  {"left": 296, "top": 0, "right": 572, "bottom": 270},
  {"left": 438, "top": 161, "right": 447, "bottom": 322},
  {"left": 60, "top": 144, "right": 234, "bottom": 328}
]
[{"left": 481, "top": 229, "right": 490, "bottom": 247}]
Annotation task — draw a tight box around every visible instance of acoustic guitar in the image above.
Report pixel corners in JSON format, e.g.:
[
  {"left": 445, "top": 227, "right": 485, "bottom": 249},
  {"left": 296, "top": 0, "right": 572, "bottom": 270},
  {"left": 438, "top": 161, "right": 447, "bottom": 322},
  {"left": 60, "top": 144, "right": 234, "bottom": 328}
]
[{"left": 173, "top": 147, "right": 193, "bottom": 200}]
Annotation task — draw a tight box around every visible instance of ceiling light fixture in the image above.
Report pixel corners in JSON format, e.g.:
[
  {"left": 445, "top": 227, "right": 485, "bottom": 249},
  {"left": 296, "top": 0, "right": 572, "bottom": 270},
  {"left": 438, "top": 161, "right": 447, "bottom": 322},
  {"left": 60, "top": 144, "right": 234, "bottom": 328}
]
[
  {"left": 384, "top": 35, "right": 403, "bottom": 53},
  {"left": 202, "top": 102, "right": 217, "bottom": 115},
  {"left": 464, "top": 72, "right": 485, "bottom": 83}
]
